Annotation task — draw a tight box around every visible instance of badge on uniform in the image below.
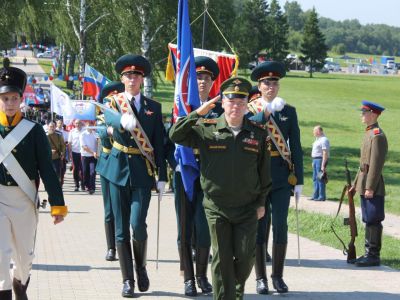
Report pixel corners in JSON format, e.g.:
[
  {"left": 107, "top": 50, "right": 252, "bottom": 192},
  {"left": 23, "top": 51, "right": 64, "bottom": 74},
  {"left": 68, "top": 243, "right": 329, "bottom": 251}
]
[
  {"left": 242, "top": 137, "right": 259, "bottom": 146},
  {"left": 144, "top": 109, "right": 154, "bottom": 116},
  {"left": 279, "top": 113, "right": 288, "bottom": 122}
]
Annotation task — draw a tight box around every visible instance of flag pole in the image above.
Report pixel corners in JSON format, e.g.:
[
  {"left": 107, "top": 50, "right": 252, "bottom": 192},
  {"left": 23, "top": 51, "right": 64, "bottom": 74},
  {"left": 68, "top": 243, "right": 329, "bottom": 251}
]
[{"left": 201, "top": 0, "right": 209, "bottom": 49}]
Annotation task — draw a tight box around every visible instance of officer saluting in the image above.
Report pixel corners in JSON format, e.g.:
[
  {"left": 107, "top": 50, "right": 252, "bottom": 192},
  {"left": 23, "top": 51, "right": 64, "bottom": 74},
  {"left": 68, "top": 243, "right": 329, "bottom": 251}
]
[
  {"left": 172, "top": 56, "right": 222, "bottom": 296},
  {"left": 351, "top": 100, "right": 388, "bottom": 267},
  {"left": 248, "top": 61, "right": 303, "bottom": 294},
  {"left": 96, "top": 81, "right": 125, "bottom": 262},
  {"left": 170, "top": 77, "right": 271, "bottom": 300},
  {"left": 0, "top": 67, "right": 67, "bottom": 300},
  {"left": 102, "top": 54, "right": 167, "bottom": 297}
]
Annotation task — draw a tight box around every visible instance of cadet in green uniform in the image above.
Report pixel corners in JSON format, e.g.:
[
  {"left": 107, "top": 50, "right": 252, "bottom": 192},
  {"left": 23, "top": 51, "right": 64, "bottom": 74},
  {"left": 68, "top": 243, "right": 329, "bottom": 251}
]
[
  {"left": 351, "top": 100, "right": 388, "bottom": 267},
  {"left": 96, "top": 81, "right": 125, "bottom": 262},
  {"left": 172, "top": 56, "right": 222, "bottom": 296},
  {"left": 170, "top": 77, "right": 271, "bottom": 300},
  {"left": 102, "top": 54, "right": 167, "bottom": 298},
  {"left": 248, "top": 61, "right": 303, "bottom": 294},
  {"left": 0, "top": 67, "right": 67, "bottom": 300}
]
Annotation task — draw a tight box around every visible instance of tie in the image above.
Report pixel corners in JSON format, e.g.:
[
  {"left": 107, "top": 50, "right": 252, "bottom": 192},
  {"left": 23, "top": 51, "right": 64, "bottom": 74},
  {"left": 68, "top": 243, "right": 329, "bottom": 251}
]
[{"left": 131, "top": 98, "right": 138, "bottom": 116}]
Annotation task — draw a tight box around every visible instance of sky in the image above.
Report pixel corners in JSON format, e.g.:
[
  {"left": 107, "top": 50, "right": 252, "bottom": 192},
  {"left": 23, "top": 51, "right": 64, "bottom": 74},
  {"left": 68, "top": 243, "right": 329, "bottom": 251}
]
[{"left": 277, "top": 0, "right": 399, "bottom": 27}]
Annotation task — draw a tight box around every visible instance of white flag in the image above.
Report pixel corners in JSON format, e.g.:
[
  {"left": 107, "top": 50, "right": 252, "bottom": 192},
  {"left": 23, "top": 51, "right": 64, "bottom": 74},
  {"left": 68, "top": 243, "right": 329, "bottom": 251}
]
[{"left": 50, "top": 84, "right": 74, "bottom": 118}]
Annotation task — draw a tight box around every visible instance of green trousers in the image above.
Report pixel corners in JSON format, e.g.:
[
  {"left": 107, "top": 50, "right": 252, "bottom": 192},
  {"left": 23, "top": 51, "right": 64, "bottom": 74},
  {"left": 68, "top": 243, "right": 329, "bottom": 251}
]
[{"left": 204, "top": 200, "right": 258, "bottom": 300}]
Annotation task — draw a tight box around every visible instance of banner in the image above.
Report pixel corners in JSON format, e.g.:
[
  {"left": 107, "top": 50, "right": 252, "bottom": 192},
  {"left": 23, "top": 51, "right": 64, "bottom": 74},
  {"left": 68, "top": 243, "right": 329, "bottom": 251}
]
[
  {"left": 50, "top": 84, "right": 74, "bottom": 118},
  {"left": 173, "top": 0, "right": 201, "bottom": 201},
  {"left": 70, "top": 100, "right": 96, "bottom": 121},
  {"left": 83, "top": 63, "right": 110, "bottom": 100},
  {"left": 167, "top": 43, "right": 238, "bottom": 98}
]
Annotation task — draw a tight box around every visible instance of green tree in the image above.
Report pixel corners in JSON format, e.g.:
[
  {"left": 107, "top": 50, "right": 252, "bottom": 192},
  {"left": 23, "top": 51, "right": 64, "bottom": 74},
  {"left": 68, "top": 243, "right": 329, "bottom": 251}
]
[
  {"left": 266, "top": 0, "right": 289, "bottom": 62},
  {"left": 232, "top": 0, "right": 270, "bottom": 65},
  {"left": 331, "top": 43, "right": 346, "bottom": 55},
  {"left": 300, "top": 8, "right": 327, "bottom": 78},
  {"left": 284, "top": 0, "right": 304, "bottom": 31}
]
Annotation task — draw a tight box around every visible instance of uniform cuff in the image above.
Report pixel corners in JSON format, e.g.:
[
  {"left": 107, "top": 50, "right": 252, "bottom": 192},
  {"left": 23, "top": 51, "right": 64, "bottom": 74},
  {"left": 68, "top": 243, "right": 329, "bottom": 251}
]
[{"left": 51, "top": 206, "right": 68, "bottom": 217}]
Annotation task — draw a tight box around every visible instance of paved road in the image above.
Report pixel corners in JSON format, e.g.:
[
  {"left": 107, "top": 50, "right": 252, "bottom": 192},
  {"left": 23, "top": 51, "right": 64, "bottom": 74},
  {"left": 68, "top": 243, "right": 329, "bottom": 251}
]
[{"left": 27, "top": 169, "right": 400, "bottom": 300}]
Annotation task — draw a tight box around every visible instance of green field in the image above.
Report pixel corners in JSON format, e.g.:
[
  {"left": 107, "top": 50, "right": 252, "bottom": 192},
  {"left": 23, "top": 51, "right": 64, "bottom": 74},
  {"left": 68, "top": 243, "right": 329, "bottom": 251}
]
[{"left": 154, "top": 71, "right": 400, "bottom": 216}]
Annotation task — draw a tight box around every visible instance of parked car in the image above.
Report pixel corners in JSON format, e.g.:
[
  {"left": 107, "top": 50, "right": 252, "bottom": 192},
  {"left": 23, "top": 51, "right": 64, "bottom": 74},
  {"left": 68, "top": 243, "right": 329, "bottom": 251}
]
[
  {"left": 324, "top": 62, "right": 341, "bottom": 72},
  {"left": 36, "top": 51, "right": 54, "bottom": 58}
]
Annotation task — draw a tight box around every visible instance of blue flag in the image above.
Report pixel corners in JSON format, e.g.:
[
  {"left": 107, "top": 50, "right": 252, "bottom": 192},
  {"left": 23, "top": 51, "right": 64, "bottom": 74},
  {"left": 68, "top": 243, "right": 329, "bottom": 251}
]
[{"left": 173, "top": 0, "right": 200, "bottom": 201}]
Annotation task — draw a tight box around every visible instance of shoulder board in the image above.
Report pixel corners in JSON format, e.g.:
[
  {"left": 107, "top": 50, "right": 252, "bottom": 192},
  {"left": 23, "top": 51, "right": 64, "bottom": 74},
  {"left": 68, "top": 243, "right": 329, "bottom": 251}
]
[
  {"left": 249, "top": 120, "right": 265, "bottom": 129},
  {"left": 199, "top": 118, "right": 217, "bottom": 124},
  {"left": 373, "top": 128, "right": 381, "bottom": 135}
]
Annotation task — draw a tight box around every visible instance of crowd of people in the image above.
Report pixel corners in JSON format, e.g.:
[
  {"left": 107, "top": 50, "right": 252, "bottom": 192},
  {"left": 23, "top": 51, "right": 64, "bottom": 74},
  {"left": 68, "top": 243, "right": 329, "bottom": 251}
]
[{"left": 0, "top": 53, "right": 388, "bottom": 300}]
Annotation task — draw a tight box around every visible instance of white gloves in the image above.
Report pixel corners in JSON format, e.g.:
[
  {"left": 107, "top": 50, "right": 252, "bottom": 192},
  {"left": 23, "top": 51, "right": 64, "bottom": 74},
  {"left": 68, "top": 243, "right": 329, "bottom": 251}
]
[
  {"left": 294, "top": 185, "right": 303, "bottom": 196},
  {"left": 120, "top": 113, "right": 136, "bottom": 131},
  {"left": 271, "top": 97, "right": 285, "bottom": 112},
  {"left": 263, "top": 97, "right": 286, "bottom": 114},
  {"left": 157, "top": 181, "right": 166, "bottom": 195}
]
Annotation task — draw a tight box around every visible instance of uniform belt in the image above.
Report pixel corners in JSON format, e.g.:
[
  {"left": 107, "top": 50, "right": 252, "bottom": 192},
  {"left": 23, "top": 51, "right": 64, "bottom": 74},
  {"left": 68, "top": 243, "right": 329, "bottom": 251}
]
[
  {"left": 270, "top": 150, "right": 280, "bottom": 157},
  {"left": 102, "top": 147, "right": 111, "bottom": 154},
  {"left": 113, "top": 141, "right": 141, "bottom": 154}
]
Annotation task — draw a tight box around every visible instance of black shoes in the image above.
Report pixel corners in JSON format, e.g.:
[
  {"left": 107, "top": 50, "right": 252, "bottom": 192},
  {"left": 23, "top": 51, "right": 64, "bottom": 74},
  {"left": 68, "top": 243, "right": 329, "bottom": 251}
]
[
  {"left": 196, "top": 276, "right": 212, "bottom": 294},
  {"left": 136, "top": 267, "right": 149, "bottom": 292},
  {"left": 256, "top": 278, "right": 269, "bottom": 294},
  {"left": 0, "top": 290, "right": 12, "bottom": 300},
  {"left": 184, "top": 279, "right": 198, "bottom": 296},
  {"left": 121, "top": 279, "right": 135, "bottom": 298},
  {"left": 13, "top": 277, "right": 30, "bottom": 300},
  {"left": 272, "top": 277, "right": 288, "bottom": 293},
  {"left": 105, "top": 248, "right": 117, "bottom": 261},
  {"left": 355, "top": 254, "right": 380, "bottom": 267},
  {"left": 89, "top": 190, "right": 95, "bottom": 194}
]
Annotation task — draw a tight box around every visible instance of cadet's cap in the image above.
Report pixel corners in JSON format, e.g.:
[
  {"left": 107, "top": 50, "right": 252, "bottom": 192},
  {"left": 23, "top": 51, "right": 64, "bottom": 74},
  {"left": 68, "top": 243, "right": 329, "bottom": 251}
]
[
  {"left": 0, "top": 67, "right": 27, "bottom": 96},
  {"left": 251, "top": 61, "right": 286, "bottom": 82},
  {"left": 115, "top": 54, "right": 151, "bottom": 77},
  {"left": 195, "top": 56, "right": 219, "bottom": 80},
  {"left": 248, "top": 85, "right": 261, "bottom": 102},
  {"left": 99, "top": 81, "right": 125, "bottom": 104},
  {"left": 360, "top": 100, "right": 385, "bottom": 115},
  {"left": 220, "top": 77, "right": 251, "bottom": 100}
]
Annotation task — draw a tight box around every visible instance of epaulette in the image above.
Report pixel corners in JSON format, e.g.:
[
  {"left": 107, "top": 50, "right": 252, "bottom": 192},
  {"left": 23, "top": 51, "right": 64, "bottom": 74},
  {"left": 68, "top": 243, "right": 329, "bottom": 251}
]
[
  {"left": 373, "top": 128, "right": 381, "bottom": 135},
  {"left": 249, "top": 120, "right": 265, "bottom": 129},
  {"left": 200, "top": 118, "right": 217, "bottom": 124}
]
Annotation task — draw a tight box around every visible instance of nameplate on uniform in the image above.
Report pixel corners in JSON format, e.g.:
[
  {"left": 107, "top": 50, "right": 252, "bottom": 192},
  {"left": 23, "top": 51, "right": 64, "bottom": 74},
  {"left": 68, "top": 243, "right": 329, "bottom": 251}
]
[
  {"left": 243, "top": 146, "right": 258, "bottom": 153},
  {"left": 201, "top": 119, "right": 217, "bottom": 124},
  {"left": 208, "top": 145, "right": 227, "bottom": 150}
]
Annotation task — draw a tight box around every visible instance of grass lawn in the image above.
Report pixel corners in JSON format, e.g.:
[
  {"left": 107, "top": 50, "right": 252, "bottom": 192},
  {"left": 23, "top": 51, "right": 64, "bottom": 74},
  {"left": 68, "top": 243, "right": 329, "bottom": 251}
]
[
  {"left": 153, "top": 71, "right": 400, "bottom": 216},
  {"left": 288, "top": 208, "right": 400, "bottom": 270}
]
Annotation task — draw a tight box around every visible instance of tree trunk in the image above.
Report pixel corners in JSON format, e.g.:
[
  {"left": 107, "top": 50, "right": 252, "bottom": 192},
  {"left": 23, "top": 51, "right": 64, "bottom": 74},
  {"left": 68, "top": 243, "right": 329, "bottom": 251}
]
[{"left": 139, "top": 4, "right": 152, "bottom": 98}]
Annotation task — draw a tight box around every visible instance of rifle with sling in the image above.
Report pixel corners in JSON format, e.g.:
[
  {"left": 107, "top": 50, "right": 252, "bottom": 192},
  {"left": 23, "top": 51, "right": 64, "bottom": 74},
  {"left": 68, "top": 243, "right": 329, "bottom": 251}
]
[{"left": 331, "top": 159, "right": 357, "bottom": 263}]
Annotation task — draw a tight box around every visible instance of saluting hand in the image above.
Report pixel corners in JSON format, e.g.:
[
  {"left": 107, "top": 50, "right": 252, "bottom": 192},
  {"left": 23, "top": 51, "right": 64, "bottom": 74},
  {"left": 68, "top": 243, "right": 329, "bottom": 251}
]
[{"left": 195, "top": 95, "right": 220, "bottom": 116}]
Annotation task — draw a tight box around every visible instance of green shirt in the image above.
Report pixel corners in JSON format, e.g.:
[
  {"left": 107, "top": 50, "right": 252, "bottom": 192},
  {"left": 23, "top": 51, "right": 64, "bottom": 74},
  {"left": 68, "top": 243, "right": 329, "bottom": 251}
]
[{"left": 170, "top": 111, "right": 271, "bottom": 209}]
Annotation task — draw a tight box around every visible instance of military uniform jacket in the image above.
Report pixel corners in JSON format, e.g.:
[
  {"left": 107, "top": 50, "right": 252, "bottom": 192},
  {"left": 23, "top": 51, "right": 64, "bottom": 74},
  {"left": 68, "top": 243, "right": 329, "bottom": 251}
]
[
  {"left": 249, "top": 102, "right": 304, "bottom": 189},
  {"left": 354, "top": 123, "right": 387, "bottom": 196},
  {"left": 170, "top": 111, "right": 271, "bottom": 209},
  {"left": 95, "top": 125, "right": 112, "bottom": 176},
  {"left": 47, "top": 131, "right": 65, "bottom": 160},
  {"left": 103, "top": 93, "right": 167, "bottom": 188},
  {"left": 0, "top": 118, "right": 64, "bottom": 206}
]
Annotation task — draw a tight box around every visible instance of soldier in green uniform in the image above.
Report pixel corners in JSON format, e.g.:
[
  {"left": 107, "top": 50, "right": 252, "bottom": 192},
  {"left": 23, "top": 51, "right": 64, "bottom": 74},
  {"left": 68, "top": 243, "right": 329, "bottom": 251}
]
[
  {"left": 102, "top": 54, "right": 167, "bottom": 298},
  {"left": 96, "top": 81, "right": 125, "bottom": 262},
  {"left": 0, "top": 67, "right": 67, "bottom": 300},
  {"left": 351, "top": 100, "right": 388, "bottom": 267},
  {"left": 172, "top": 56, "right": 222, "bottom": 296},
  {"left": 248, "top": 61, "right": 303, "bottom": 294},
  {"left": 170, "top": 77, "right": 271, "bottom": 300}
]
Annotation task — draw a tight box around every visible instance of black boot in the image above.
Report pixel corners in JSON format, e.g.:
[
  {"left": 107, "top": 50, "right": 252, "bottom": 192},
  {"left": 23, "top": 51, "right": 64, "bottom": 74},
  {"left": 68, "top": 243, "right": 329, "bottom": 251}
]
[
  {"left": 356, "top": 224, "right": 382, "bottom": 267},
  {"left": 255, "top": 243, "right": 268, "bottom": 294},
  {"left": 13, "top": 277, "right": 30, "bottom": 300},
  {"left": 116, "top": 242, "right": 135, "bottom": 298},
  {"left": 132, "top": 239, "right": 150, "bottom": 292},
  {"left": 0, "top": 290, "right": 12, "bottom": 300},
  {"left": 195, "top": 247, "right": 212, "bottom": 294},
  {"left": 181, "top": 243, "right": 197, "bottom": 296},
  {"left": 271, "top": 243, "right": 288, "bottom": 293},
  {"left": 105, "top": 221, "right": 117, "bottom": 261},
  {"left": 265, "top": 218, "right": 272, "bottom": 262}
]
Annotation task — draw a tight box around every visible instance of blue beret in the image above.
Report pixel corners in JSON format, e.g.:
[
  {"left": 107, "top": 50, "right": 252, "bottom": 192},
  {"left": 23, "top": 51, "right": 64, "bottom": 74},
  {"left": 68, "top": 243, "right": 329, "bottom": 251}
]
[
  {"left": 99, "top": 81, "right": 125, "bottom": 103},
  {"left": 115, "top": 54, "right": 151, "bottom": 77},
  {"left": 195, "top": 56, "right": 219, "bottom": 80},
  {"left": 251, "top": 61, "right": 286, "bottom": 81},
  {"left": 361, "top": 100, "right": 385, "bottom": 114},
  {"left": 0, "top": 67, "right": 27, "bottom": 96}
]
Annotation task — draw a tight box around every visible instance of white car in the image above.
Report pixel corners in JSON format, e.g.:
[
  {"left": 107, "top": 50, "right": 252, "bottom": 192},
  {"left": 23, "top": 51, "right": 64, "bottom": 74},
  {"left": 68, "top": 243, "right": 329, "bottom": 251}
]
[{"left": 36, "top": 51, "right": 54, "bottom": 58}]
